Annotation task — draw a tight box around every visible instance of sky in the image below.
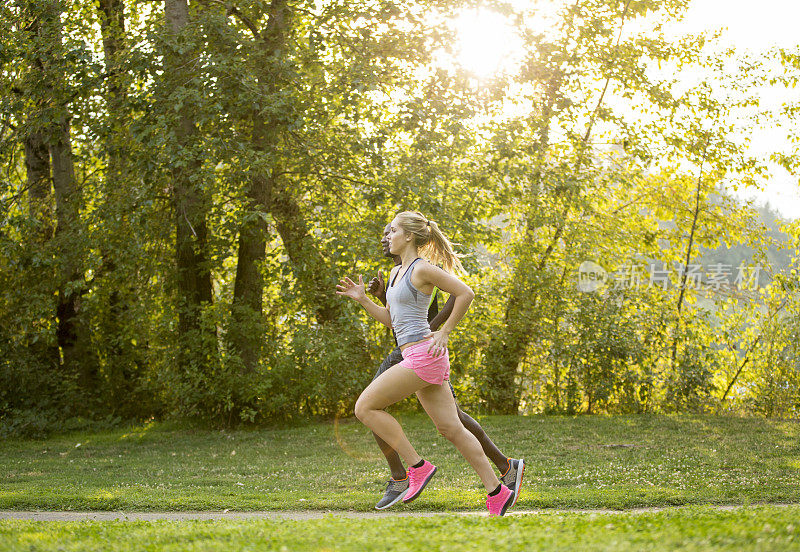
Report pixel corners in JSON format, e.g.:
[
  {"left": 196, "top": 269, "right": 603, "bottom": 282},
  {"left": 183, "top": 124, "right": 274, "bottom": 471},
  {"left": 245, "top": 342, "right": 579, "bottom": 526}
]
[
  {"left": 455, "top": 0, "right": 800, "bottom": 220},
  {"left": 677, "top": 0, "right": 800, "bottom": 220}
]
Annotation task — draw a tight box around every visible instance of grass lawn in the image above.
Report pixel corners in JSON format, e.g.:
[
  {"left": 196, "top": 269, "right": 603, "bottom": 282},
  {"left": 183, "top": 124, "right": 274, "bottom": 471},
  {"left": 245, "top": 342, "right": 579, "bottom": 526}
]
[
  {"left": 1, "top": 506, "right": 799, "bottom": 551},
  {"left": 1, "top": 413, "right": 799, "bottom": 512}
]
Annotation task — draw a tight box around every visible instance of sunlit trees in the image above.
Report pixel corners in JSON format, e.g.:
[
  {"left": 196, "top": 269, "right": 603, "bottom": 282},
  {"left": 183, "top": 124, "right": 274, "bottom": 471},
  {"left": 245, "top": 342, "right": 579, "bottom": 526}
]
[{"left": 0, "top": 0, "right": 797, "bottom": 432}]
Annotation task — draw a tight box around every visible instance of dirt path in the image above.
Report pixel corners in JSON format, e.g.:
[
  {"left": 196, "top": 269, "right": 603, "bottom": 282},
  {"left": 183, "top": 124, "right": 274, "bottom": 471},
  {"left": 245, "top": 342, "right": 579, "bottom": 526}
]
[{"left": 1, "top": 504, "right": 796, "bottom": 522}]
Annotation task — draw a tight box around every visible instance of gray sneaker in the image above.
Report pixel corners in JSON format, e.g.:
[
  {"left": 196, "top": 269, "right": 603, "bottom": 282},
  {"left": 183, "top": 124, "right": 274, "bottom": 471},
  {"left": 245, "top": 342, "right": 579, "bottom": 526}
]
[
  {"left": 500, "top": 458, "right": 525, "bottom": 507},
  {"left": 375, "top": 477, "right": 409, "bottom": 510}
]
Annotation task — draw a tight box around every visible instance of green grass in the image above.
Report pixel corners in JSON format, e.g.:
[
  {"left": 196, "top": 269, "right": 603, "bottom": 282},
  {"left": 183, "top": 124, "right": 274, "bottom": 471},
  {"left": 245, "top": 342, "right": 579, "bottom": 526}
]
[
  {"left": 1, "top": 414, "right": 799, "bottom": 511},
  {"left": 1, "top": 506, "right": 799, "bottom": 551}
]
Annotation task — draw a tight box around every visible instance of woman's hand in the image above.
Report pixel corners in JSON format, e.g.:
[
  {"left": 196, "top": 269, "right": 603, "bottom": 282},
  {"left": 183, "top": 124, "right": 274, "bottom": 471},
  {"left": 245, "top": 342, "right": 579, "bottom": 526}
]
[
  {"left": 336, "top": 275, "right": 367, "bottom": 302},
  {"left": 426, "top": 329, "right": 449, "bottom": 358}
]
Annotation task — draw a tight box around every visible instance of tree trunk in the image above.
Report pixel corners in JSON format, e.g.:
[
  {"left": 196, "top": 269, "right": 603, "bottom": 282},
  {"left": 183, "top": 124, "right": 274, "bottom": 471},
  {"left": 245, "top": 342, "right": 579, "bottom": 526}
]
[
  {"left": 226, "top": 0, "right": 286, "bottom": 373},
  {"left": 229, "top": 170, "right": 269, "bottom": 374},
  {"left": 24, "top": 0, "right": 101, "bottom": 399},
  {"left": 164, "top": 0, "right": 215, "bottom": 370},
  {"left": 51, "top": 116, "right": 98, "bottom": 389},
  {"left": 254, "top": 0, "right": 345, "bottom": 325},
  {"left": 24, "top": 130, "right": 53, "bottom": 237},
  {"left": 232, "top": 0, "right": 345, "bottom": 336},
  {"left": 23, "top": 128, "right": 60, "bottom": 368}
]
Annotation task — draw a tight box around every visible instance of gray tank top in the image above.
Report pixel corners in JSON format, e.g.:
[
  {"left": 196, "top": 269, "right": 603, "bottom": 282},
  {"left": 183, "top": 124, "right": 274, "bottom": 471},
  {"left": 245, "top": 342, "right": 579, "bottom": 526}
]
[{"left": 386, "top": 258, "right": 432, "bottom": 346}]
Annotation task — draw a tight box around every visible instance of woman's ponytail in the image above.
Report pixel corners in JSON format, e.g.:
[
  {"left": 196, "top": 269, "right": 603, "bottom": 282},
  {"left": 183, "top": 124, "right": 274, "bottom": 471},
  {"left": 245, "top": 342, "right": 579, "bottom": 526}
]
[{"left": 395, "top": 211, "right": 465, "bottom": 274}]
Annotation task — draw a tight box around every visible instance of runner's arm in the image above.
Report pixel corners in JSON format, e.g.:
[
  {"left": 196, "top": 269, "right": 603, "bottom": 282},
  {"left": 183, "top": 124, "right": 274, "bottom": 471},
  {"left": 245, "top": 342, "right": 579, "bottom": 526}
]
[
  {"left": 417, "top": 263, "right": 473, "bottom": 334},
  {"left": 429, "top": 293, "right": 455, "bottom": 332},
  {"left": 336, "top": 272, "right": 392, "bottom": 328},
  {"left": 367, "top": 271, "right": 387, "bottom": 306},
  {"left": 357, "top": 295, "right": 392, "bottom": 328}
]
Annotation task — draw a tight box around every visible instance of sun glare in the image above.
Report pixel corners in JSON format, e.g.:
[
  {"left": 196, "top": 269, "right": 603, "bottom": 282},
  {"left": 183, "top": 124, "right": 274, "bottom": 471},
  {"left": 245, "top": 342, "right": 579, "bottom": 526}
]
[{"left": 454, "top": 9, "right": 524, "bottom": 79}]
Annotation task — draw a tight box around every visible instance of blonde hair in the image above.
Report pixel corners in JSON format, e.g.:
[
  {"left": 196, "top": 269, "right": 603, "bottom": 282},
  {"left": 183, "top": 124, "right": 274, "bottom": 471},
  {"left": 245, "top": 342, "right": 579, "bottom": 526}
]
[{"left": 394, "top": 211, "right": 465, "bottom": 274}]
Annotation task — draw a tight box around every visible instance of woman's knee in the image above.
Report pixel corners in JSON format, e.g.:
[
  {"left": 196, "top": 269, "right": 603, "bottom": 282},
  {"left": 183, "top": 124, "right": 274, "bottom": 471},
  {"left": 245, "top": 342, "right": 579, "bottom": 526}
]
[
  {"left": 354, "top": 395, "right": 373, "bottom": 422},
  {"left": 435, "top": 421, "right": 462, "bottom": 441}
]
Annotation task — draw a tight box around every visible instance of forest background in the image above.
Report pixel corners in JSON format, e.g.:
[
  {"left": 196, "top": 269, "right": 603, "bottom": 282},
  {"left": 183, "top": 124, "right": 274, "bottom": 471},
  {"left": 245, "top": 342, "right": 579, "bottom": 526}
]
[{"left": 1, "top": 0, "right": 799, "bottom": 437}]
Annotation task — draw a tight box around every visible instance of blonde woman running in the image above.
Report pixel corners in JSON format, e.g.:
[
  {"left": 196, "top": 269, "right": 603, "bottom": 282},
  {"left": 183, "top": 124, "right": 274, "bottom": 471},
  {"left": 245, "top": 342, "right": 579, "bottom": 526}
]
[{"left": 336, "top": 211, "right": 515, "bottom": 516}]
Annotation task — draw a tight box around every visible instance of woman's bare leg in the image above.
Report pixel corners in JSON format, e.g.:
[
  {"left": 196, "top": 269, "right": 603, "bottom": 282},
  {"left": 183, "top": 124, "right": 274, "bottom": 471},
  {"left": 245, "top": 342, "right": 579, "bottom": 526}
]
[
  {"left": 456, "top": 407, "right": 510, "bottom": 474},
  {"left": 355, "top": 363, "right": 429, "bottom": 466},
  {"left": 416, "top": 383, "right": 501, "bottom": 492}
]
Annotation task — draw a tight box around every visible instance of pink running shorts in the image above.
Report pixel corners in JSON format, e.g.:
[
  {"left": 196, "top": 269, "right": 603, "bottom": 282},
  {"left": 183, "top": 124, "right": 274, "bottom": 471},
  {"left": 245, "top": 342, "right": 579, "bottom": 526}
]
[{"left": 399, "top": 340, "right": 450, "bottom": 385}]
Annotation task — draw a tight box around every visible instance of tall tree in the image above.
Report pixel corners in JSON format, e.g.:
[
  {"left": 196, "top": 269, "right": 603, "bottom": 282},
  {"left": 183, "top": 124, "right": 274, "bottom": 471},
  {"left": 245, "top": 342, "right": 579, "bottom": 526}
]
[
  {"left": 96, "top": 0, "right": 143, "bottom": 411},
  {"left": 18, "top": 2, "right": 60, "bottom": 372},
  {"left": 483, "top": 0, "right": 640, "bottom": 413},
  {"left": 14, "top": 0, "right": 100, "bottom": 403},
  {"left": 162, "top": 0, "right": 216, "bottom": 371},
  {"left": 224, "top": 0, "right": 287, "bottom": 374}
]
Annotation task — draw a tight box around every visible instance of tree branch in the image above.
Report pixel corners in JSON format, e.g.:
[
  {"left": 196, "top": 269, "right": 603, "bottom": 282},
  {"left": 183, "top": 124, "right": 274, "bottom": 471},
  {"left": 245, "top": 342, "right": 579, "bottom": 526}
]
[
  {"left": 720, "top": 334, "right": 761, "bottom": 404},
  {"left": 227, "top": 5, "right": 262, "bottom": 40}
]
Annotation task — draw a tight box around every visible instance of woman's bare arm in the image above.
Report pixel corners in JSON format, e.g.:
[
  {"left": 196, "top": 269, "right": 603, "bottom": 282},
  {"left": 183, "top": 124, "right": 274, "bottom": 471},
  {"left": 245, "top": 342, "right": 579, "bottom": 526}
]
[
  {"left": 428, "top": 293, "right": 455, "bottom": 332},
  {"left": 413, "top": 262, "right": 474, "bottom": 356},
  {"left": 336, "top": 274, "right": 392, "bottom": 328}
]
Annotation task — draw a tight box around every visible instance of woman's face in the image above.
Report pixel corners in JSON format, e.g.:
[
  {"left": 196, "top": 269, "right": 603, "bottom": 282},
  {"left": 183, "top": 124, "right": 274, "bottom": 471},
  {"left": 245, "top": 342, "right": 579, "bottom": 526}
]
[{"left": 388, "top": 218, "right": 409, "bottom": 255}]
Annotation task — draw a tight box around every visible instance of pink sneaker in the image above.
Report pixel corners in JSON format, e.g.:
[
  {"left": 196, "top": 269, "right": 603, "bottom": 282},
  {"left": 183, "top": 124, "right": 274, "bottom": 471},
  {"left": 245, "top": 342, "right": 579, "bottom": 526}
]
[
  {"left": 486, "top": 484, "right": 515, "bottom": 516},
  {"left": 402, "top": 460, "right": 437, "bottom": 503}
]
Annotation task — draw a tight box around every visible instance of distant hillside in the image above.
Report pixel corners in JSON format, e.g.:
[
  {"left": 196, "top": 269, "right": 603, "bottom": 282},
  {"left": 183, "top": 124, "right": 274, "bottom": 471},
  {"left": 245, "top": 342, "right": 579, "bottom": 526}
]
[{"left": 697, "top": 200, "right": 792, "bottom": 287}]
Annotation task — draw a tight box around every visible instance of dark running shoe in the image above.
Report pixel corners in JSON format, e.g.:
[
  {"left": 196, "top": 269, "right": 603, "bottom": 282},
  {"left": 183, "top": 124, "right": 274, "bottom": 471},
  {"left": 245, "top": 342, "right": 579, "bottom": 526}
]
[
  {"left": 500, "top": 458, "right": 525, "bottom": 507},
  {"left": 375, "top": 477, "right": 409, "bottom": 510}
]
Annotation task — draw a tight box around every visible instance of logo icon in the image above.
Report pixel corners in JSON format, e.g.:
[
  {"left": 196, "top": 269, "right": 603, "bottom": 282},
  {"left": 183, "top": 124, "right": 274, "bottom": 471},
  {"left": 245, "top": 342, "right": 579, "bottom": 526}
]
[{"left": 578, "top": 261, "right": 608, "bottom": 293}]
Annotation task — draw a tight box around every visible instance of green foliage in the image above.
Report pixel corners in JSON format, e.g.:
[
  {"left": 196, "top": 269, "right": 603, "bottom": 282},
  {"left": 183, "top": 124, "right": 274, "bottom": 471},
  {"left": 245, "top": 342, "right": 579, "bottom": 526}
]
[
  {"left": 664, "top": 341, "right": 719, "bottom": 414},
  {"left": 1, "top": 0, "right": 799, "bottom": 432}
]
